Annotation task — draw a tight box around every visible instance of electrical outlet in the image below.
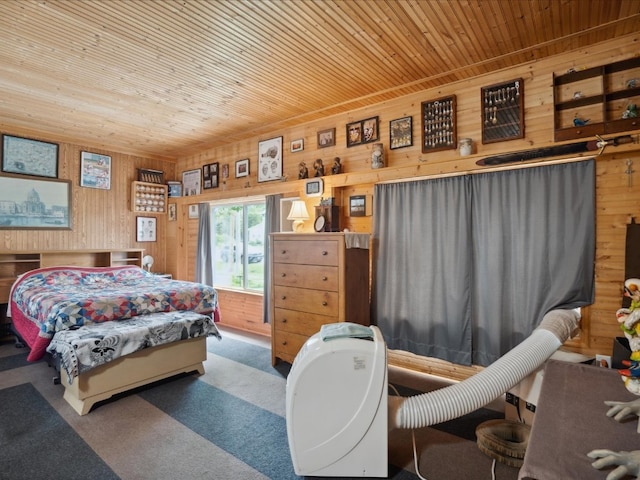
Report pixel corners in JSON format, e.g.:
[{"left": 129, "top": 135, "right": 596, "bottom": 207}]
[
  {"left": 596, "top": 354, "right": 612, "bottom": 368},
  {"left": 506, "top": 392, "right": 519, "bottom": 407}
]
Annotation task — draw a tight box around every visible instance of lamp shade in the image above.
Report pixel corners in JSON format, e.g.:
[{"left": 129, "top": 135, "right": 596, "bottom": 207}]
[{"left": 287, "top": 200, "right": 310, "bottom": 232}]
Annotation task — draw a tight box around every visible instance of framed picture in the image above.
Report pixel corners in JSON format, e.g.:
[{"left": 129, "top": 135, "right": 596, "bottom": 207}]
[
  {"left": 0, "top": 175, "right": 71, "bottom": 229},
  {"left": 136, "top": 216, "right": 156, "bottom": 242},
  {"left": 258, "top": 136, "right": 283, "bottom": 183},
  {"left": 481, "top": 78, "right": 524, "bottom": 144},
  {"left": 390, "top": 116, "right": 413, "bottom": 150},
  {"left": 188, "top": 204, "right": 199, "bottom": 219},
  {"left": 202, "top": 162, "right": 219, "bottom": 189},
  {"left": 317, "top": 128, "right": 335, "bottom": 148},
  {"left": 346, "top": 116, "right": 379, "bottom": 147},
  {"left": 168, "top": 203, "right": 177, "bottom": 221},
  {"left": 305, "top": 178, "right": 324, "bottom": 197},
  {"left": 167, "top": 181, "right": 182, "bottom": 197},
  {"left": 182, "top": 169, "right": 201, "bottom": 196},
  {"left": 346, "top": 121, "right": 363, "bottom": 147},
  {"left": 222, "top": 163, "right": 229, "bottom": 179},
  {"left": 290, "top": 139, "right": 304, "bottom": 153},
  {"left": 235, "top": 158, "right": 249, "bottom": 178},
  {"left": 349, "top": 195, "right": 367, "bottom": 217},
  {"left": 1, "top": 134, "right": 58, "bottom": 178},
  {"left": 80, "top": 151, "right": 111, "bottom": 189},
  {"left": 362, "top": 116, "right": 379, "bottom": 143},
  {"left": 421, "top": 95, "right": 457, "bottom": 153}
]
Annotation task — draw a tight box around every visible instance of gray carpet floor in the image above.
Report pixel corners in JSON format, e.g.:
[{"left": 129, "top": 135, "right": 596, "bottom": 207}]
[{"left": 0, "top": 327, "right": 520, "bottom": 480}]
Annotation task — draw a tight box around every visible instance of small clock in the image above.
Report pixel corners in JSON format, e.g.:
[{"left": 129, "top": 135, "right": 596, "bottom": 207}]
[{"left": 314, "top": 214, "right": 326, "bottom": 232}]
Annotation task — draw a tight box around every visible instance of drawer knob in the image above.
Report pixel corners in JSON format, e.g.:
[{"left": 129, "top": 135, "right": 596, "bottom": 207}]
[
  {"left": 322, "top": 301, "right": 328, "bottom": 306},
  {"left": 281, "top": 295, "right": 286, "bottom": 300},
  {"left": 281, "top": 340, "right": 287, "bottom": 345},
  {"left": 322, "top": 276, "right": 327, "bottom": 281},
  {"left": 322, "top": 250, "right": 328, "bottom": 256},
  {"left": 281, "top": 273, "right": 286, "bottom": 277},
  {"left": 281, "top": 250, "right": 287, "bottom": 255},
  {"left": 282, "top": 318, "right": 287, "bottom": 323}
]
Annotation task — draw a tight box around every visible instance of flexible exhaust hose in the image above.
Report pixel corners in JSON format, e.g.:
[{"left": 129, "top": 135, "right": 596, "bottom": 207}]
[{"left": 389, "top": 309, "right": 581, "bottom": 430}]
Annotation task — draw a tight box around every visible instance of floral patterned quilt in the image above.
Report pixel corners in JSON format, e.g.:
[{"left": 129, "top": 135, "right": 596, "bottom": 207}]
[
  {"left": 10, "top": 266, "right": 220, "bottom": 361},
  {"left": 47, "top": 310, "right": 221, "bottom": 383}
]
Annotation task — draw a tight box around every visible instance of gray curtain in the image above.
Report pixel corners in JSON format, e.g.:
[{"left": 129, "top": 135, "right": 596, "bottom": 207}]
[
  {"left": 195, "top": 203, "right": 213, "bottom": 285},
  {"left": 372, "top": 159, "right": 595, "bottom": 366},
  {"left": 263, "top": 194, "right": 282, "bottom": 323}
]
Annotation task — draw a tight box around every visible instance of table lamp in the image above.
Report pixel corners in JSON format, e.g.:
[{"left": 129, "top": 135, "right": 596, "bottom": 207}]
[{"left": 287, "top": 200, "right": 309, "bottom": 232}]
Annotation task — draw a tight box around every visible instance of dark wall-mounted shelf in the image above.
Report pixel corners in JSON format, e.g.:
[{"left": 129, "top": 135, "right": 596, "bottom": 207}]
[{"left": 553, "top": 57, "right": 640, "bottom": 141}]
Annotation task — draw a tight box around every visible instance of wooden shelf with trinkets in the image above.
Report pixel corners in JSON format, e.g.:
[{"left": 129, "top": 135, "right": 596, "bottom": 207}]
[{"left": 553, "top": 56, "right": 640, "bottom": 142}]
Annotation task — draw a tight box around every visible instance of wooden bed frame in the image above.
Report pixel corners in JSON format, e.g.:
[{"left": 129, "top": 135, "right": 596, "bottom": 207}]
[{"left": 60, "top": 336, "right": 207, "bottom": 415}]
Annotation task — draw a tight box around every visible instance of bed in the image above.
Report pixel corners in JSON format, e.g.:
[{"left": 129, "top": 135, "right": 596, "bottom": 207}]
[{"left": 9, "top": 265, "right": 221, "bottom": 414}]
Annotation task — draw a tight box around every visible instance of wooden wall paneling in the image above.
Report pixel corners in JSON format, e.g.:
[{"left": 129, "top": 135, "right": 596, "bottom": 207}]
[
  {"left": 0, "top": 129, "right": 175, "bottom": 273},
  {"left": 171, "top": 35, "right": 640, "bottom": 363},
  {"left": 216, "top": 289, "right": 270, "bottom": 336}
]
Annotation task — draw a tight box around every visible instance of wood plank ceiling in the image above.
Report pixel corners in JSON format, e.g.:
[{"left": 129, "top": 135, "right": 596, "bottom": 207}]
[{"left": 0, "top": 0, "right": 638, "bottom": 160}]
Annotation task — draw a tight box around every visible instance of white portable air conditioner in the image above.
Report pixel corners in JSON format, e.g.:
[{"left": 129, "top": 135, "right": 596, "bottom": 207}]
[
  {"left": 286, "top": 323, "right": 388, "bottom": 477},
  {"left": 286, "top": 311, "right": 580, "bottom": 478}
]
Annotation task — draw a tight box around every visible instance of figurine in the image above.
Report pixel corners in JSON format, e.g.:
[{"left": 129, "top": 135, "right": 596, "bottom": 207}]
[
  {"left": 623, "top": 104, "right": 638, "bottom": 119},
  {"left": 573, "top": 114, "right": 590, "bottom": 126},
  {"left": 298, "top": 162, "right": 309, "bottom": 179},
  {"left": 313, "top": 158, "right": 324, "bottom": 177},
  {"left": 331, "top": 157, "right": 342, "bottom": 175},
  {"left": 588, "top": 280, "right": 640, "bottom": 478},
  {"left": 616, "top": 278, "right": 640, "bottom": 362}
]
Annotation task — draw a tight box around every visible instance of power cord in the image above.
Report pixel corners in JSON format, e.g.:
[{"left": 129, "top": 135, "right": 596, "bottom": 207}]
[{"left": 389, "top": 382, "right": 500, "bottom": 480}]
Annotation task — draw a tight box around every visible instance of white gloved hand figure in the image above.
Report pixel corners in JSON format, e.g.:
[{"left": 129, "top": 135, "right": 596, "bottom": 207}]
[
  {"left": 604, "top": 398, "right": 640, "bottom": 434},
  {"left": 588, "top": 449, "right": 640, "bottom": 480}
]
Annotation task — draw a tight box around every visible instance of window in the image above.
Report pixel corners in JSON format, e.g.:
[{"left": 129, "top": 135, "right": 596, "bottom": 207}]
[{"left": 211, "top": 199, "right": 265, "bottom": 292}]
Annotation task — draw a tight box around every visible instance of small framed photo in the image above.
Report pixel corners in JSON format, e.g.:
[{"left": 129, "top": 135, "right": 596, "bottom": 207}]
[
  {"left": 168, "top": 203, "right": 177, "bottom": 221},
  {"left": 362, "top": 116, "right": 379, "bottom": 144},
  {"left": 305, "top": 178, "right": 324, "bottom": 197},
  {"left": 349, "top": 195, "right": 367, "bottom": 217},
  {"left": 346, "top": 121, "right": 362, "bottom": 147},
  {"left": 2, "top": 134, "right": 58, "bottom": 178},
  {"left": 80, "top": 151, "right": 111, "bottom": 189},
  {"left": 136, "top": 216, "right": 157, "bottom": 242},
  {"left": 290, "top": 139, "right": 304, "bottom": 153},
  {"left": 182, "top": 169, "right": 201, "bottom": 196},
  {"left": 258, "top": 136, "right": 283, "bottom": 183},
  {"left": 235, "top": 158, "right": 249, "bottom": 178},
  {"left": 317, "top": 128, "right": 335, "bottom": 148},
  {"left": 222, "top": 163, "right": 229, "bottom": 179},
  {"left": 390, "top": 116, "right": 413, "bottom": 150},
  {"left": 188, "top": 204, "right": 199, "bottom": 219},
  {"left": 203, "top": 162, "right": 219, "bottom": 189},
  {"left": 167, "top": 181, "right": 182, "bottom": 197}
]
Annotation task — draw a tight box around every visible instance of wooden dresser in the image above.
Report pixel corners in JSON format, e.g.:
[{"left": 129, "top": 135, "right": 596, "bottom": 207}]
[{"left": 270, "top": 232, "right": 370, "bottom": 365}]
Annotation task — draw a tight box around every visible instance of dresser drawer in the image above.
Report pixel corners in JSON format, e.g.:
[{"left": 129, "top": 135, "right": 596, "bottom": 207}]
[
  {"left": 272, "top": 263, "right": 338, "bottom": 291},
  {"left": 273, "top": 330, "right": 310, "bottom": 363},
  {"left": 273, "top": 307, "right": 334, "bottom": 336},
  {"left": 272, "top": 239, "right": 339, "bottom": 266},
  {"left": 274, "top": 285, "right": 339, "bottom": 317}
]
